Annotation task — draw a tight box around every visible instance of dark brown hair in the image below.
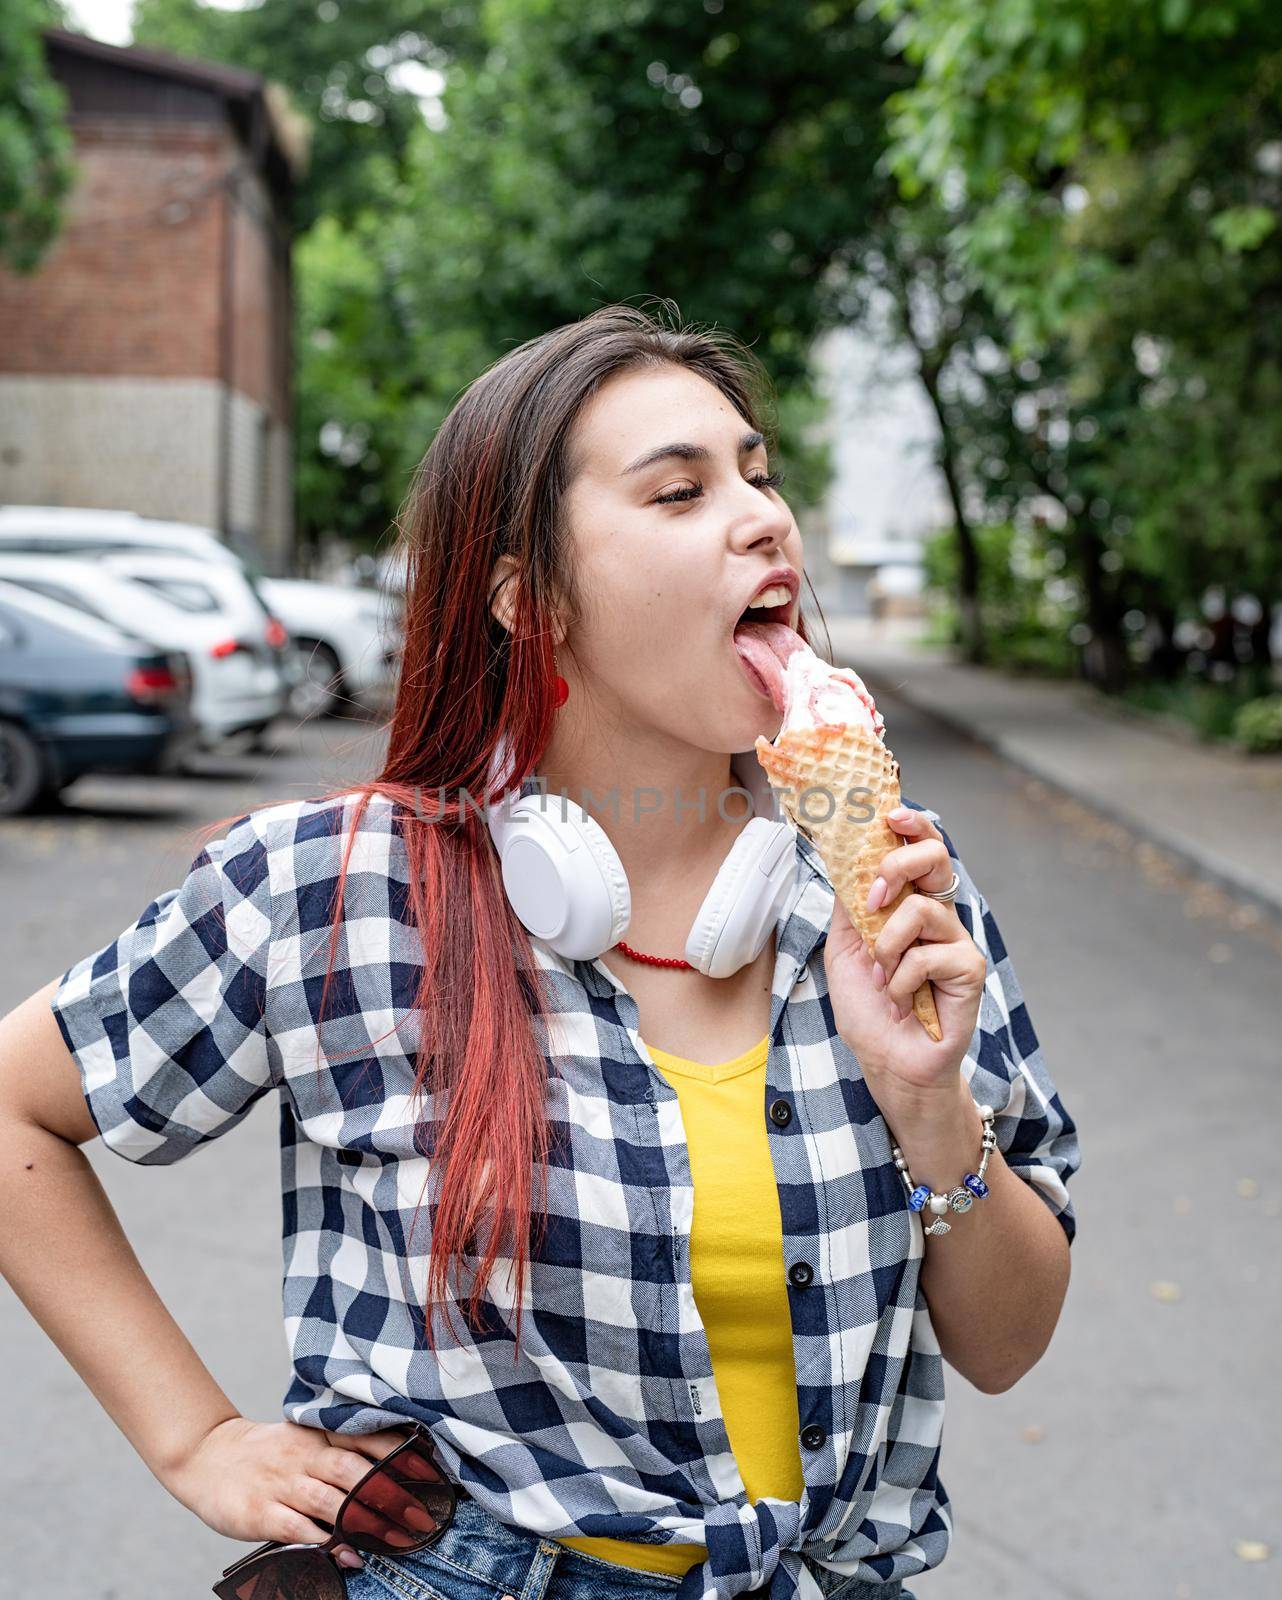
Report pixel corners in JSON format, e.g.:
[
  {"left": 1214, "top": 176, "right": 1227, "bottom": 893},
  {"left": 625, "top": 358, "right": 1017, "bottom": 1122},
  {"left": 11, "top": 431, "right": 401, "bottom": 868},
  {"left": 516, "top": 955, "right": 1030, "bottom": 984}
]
[{"left": 198, "top": 298, "right": 829, "bottom": 1354}]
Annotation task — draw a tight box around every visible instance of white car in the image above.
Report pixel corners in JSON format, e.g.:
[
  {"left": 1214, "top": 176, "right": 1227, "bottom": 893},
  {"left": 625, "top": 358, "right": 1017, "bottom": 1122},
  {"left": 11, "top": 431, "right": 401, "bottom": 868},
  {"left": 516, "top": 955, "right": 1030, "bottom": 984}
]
[
  {"left": 0, "top": 552, "right": 287, "bottom": 749},
  {"left": 0, "top": 505, "right": 397, "bottom": 719},
  {"left": 0, "top": 505, "right": 246, "bottom": 566},
  {"left": 92, "top": 551, "right": 294, "bottom": 739},
  {"left": 255, "top": 577, "right": 402, "bottom": 718}
]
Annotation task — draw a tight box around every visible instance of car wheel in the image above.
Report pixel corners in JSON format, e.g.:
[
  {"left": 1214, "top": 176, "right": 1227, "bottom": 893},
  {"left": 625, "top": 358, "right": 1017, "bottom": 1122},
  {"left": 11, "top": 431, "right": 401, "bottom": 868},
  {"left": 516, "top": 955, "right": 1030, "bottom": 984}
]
[
  {"left": 287, "top": 639, "right": 344, "bottom": 720},
  {"left": 0, "top": 719, "right": 49, "bottom": 816}
]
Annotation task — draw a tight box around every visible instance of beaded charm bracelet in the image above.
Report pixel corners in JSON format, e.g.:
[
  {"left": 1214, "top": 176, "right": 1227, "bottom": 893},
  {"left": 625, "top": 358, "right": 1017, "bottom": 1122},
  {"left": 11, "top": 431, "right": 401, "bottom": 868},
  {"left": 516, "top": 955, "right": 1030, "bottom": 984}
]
[{"left": 891, "top": 1103, "right": 997, "bottom": 1236}]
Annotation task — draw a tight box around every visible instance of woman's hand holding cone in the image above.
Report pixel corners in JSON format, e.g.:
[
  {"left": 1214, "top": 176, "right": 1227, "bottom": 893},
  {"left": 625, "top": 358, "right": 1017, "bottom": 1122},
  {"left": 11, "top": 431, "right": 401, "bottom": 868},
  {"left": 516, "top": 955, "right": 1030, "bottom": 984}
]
[{"left": 822, "top": 809, "right": 989, "bottom": 1119}]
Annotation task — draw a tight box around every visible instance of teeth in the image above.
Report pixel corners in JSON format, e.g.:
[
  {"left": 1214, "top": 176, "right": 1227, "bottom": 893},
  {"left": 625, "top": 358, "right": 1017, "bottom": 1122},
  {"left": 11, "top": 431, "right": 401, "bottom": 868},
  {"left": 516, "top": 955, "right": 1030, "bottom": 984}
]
[{"left": 747, "top": 584, "right": 792, "bottom": 611}]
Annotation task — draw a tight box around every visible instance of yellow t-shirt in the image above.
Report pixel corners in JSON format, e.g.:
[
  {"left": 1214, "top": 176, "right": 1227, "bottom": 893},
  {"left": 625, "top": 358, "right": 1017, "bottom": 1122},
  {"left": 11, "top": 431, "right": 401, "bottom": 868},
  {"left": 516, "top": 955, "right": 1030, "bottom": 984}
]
[{"left": 555, "top": 1033, "right": 804, "bottom": 1577}]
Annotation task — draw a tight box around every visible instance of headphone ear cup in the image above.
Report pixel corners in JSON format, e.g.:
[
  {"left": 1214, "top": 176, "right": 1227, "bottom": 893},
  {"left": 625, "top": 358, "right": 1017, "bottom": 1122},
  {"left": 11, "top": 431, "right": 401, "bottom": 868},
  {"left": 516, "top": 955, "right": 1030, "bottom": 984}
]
[
  {"left": 497, "top": 793, "right": 631, "bottom": 961},
  {"left": 562, "top": 803, "right": 631, "bottom": 947},
  {"left": 685, "top": 819, "right": 797, "bottom": 979}
]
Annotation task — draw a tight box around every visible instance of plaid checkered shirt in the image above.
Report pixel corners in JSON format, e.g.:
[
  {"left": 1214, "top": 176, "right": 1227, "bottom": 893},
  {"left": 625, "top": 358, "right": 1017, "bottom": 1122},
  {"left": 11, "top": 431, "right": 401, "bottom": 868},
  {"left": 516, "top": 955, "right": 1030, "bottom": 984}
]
[{"left": 51, "top": 787, "right": 1079, "bottom": 1600}]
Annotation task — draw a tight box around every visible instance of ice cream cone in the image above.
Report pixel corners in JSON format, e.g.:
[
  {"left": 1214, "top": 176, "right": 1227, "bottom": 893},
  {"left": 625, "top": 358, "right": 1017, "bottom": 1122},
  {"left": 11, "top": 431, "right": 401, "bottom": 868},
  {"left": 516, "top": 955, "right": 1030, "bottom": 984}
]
[{"left": 754, "top": 721, "right": 942, "bottom": 1041}]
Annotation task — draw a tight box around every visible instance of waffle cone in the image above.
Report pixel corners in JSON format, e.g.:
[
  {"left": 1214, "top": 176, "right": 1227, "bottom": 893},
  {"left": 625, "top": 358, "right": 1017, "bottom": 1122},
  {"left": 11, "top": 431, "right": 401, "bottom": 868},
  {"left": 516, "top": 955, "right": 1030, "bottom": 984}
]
[{"left": 754, "top": 722, "right": 942, "bottom": 1041}]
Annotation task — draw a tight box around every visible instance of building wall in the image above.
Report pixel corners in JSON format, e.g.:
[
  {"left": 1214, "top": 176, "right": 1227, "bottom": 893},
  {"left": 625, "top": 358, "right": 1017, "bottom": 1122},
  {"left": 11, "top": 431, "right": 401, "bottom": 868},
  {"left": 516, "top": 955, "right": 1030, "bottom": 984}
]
[
  {"left": 227, "top": 160, "right": 291, "bottom": 423},
  {"left": 0, "top": 111, "right": 294, "bottom": 570},
  {"left": 0, "top": 374, "right": 220, "bottom": 525},
  {"left": 0, "top": 120, "right": 226, "bottom": 380},
  {"left": 0, "top": 375, "right": 293, "bottom": 574},
  {"left": 225, "top": 388, "right": 292, "bottom": 573},
  {"left": 813, "top": 315, "right": 951, "bottom": 615}
]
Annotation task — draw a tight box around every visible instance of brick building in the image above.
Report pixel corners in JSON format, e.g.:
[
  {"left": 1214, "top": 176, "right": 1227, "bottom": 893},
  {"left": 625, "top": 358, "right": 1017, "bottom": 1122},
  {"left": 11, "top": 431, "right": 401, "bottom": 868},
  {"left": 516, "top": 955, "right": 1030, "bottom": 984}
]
[{"left": 0, "top": 28, "right": 308, "bottom": 573}]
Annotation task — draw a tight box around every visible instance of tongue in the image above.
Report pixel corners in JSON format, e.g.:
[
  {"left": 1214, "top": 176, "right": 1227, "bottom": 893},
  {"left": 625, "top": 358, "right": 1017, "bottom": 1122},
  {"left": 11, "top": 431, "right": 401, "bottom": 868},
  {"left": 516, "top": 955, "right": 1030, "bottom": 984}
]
[{"left": 733, "top": 620, "right": 808, "bottom": 715}]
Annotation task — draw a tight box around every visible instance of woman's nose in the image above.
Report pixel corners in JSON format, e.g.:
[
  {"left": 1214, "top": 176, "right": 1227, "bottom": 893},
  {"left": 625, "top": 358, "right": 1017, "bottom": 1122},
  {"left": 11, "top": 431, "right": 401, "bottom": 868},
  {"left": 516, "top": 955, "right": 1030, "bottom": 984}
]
[{"left": 728, "top": 492, "right": 793, "bottom": 552}]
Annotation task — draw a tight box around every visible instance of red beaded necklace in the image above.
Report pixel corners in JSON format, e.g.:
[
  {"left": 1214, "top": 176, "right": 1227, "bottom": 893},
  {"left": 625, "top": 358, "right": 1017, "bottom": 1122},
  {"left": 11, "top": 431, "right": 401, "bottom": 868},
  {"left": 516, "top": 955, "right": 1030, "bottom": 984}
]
[{"left": 612, "top": 940, "right": 694, "bottom": 971}]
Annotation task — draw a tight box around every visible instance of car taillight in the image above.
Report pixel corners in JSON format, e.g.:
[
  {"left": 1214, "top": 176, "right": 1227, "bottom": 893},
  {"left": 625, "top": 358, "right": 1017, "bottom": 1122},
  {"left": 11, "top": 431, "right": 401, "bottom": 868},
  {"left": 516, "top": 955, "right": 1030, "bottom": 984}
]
[
  {"left": 210, "top": 637, "right": 250, "bottom": 659},
  {"left": 126, "top": 665, "right": 181, "bottom": 703},
  {"left": 264, "top": 617, "right": 289, "bottom": 648}
]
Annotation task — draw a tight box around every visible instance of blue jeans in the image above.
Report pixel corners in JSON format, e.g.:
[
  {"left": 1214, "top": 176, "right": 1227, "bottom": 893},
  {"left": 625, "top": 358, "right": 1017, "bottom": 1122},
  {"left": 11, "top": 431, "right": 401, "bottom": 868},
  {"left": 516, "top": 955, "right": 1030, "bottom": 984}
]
[{"left": 345, "top": 1490, "right": 917, "bottom": 1600}]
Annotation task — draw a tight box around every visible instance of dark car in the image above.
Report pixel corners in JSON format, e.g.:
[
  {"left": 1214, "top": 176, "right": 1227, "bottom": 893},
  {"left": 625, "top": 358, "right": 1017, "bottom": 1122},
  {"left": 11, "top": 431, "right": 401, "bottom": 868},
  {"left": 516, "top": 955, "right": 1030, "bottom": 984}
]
[{"left": 0, "top": 579, "right": 197, "bottom": 815}]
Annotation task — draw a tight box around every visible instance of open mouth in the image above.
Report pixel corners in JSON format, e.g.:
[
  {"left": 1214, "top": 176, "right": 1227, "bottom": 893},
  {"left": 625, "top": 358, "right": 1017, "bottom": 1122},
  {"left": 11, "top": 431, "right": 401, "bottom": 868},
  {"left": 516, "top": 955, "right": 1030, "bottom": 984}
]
[
  {"left": 732, "top": 595, "right": 795, "bottom": 632},
  {"left": 731, "top": 603, "right": 806, "bottom": 715}
]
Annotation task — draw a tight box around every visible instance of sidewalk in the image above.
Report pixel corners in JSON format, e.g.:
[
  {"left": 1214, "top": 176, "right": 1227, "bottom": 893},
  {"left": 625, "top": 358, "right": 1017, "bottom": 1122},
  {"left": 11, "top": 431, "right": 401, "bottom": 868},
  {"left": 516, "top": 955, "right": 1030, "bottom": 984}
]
[{"left": 822, "top": 613, "right": 1282, "bottom": 925}]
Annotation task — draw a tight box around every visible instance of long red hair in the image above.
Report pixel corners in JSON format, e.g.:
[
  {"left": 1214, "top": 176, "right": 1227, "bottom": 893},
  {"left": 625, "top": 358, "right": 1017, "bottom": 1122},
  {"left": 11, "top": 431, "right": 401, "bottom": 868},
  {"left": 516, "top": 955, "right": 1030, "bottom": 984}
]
[{"left": 195, "top": 299, "right": 828, "bottom": 1355}]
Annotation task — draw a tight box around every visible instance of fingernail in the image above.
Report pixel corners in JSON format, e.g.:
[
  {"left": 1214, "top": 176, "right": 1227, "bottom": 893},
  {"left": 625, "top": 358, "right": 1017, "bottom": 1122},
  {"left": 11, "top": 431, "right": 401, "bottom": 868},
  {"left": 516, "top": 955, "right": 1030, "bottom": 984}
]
[
  {"left": 337, "top": 1552, "right": 365, "bottom": 1569},
  {"left": 872, "top": 962, "right": 885, "bottom": 989},
  {"left": 888, "top": 807, "right": 910, "bottom": 821},
  {"left": 866, "top": 877, "right": 886, "bottom": 912},
  {"left": 891, "top": 1003, "right": 904, "bottom": 1021}
]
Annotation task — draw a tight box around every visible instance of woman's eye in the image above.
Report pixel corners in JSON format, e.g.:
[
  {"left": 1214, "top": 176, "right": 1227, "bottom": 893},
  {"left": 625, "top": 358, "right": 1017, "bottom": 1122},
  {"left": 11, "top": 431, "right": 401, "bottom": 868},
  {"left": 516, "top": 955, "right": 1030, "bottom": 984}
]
[{"left": 653, "top": 468, "right": 786, "bottom": 506}]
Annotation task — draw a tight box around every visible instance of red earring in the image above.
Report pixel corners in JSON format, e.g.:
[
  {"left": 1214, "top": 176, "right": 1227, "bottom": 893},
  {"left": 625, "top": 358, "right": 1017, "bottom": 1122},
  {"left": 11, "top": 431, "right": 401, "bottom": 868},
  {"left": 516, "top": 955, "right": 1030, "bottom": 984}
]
[{"left": 553, "top": 664, "right": 569, "bottom": 707}]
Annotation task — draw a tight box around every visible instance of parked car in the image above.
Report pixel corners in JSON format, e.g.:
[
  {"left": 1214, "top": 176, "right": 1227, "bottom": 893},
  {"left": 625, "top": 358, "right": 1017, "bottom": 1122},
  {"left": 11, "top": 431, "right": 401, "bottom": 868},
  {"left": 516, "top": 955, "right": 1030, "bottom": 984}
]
[
  {"left": 0, "top": 504, "right": 246, "bottom": 566},
  {"left": 0, "top": 580, "right": 197, "bottom": 815},
  {"left": 93, "top": 551, "right": 294, "bottom": 746},
  {"left": 0, "top": 553, "right": 290, "bottom": 752},
  {"left": 0, "top": 505, "right": 398, "bottom": 720},
  {"left": 255, "top": 577, "right": 402, "bottom": 718},
  {"left": 0, "top": 506, "right": 294, "bottom": 680}
]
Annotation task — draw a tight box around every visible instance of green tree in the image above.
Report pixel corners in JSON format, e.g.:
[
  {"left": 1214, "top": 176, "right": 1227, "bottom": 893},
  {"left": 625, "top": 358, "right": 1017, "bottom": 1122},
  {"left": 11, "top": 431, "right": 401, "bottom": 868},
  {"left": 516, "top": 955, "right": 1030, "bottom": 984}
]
[
  {"left": 874, "top": 0, "right": 1282, "bottom": 680},
  {"left": 1062, "top": 140, "right": 1282, "bottom": 674},
  {"left": 134, "top": 0, "right": 485, "bottom": 232},
  {"left": 1, "top": 0, "right": 76, "bottom": 272},
  {"left": 133, "top": 0, "right": 913, "bottom": 557},
  {"left": 859, "top": 192, "right": 1145, "bottom": 682}
]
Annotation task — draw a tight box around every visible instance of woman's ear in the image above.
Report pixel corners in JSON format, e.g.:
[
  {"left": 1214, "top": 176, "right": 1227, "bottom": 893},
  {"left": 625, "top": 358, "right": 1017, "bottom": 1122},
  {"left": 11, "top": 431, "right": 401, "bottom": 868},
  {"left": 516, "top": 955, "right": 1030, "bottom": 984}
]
[
  {"left": 489, "top": 554, "right": 570, "bottom": 648},
  {"left": 489, "top": 555, "right": 520, "bottom": 634}
]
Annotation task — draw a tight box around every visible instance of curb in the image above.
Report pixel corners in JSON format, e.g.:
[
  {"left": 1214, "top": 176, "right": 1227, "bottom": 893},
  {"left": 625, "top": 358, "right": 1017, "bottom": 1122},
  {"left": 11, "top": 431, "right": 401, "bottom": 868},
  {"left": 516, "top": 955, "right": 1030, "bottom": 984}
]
[{"left": 853, "top": 658, "right": 1282, "bottom": 934}]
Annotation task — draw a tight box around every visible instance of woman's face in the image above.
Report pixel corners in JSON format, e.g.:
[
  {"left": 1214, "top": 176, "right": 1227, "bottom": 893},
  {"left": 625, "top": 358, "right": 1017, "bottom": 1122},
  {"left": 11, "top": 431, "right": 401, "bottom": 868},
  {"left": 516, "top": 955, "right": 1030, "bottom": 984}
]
[{"left": 524, "top": 363, "right": 805, "bottom": 756}]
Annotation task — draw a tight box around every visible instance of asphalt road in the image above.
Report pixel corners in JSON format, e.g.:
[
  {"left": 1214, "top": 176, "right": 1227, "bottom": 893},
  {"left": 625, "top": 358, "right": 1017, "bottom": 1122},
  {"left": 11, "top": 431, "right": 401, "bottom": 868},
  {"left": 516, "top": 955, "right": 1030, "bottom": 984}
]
[{"left": 1, "top": 695, "right": 1278, "bottom": 1599}]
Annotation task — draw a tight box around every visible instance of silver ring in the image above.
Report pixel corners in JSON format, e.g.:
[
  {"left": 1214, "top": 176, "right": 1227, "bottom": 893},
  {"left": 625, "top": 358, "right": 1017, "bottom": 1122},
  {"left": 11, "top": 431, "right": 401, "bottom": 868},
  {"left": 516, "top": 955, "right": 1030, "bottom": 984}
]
[{"left": 917, "top": 870, "right": 960, "bottom": 903}]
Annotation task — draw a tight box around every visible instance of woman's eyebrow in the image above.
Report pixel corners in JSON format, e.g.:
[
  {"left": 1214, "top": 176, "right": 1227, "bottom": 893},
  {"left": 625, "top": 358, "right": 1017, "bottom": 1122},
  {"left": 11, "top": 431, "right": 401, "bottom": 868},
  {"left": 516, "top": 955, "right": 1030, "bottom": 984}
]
[{"left": 620, "top": 429, "right": 765, "bottom": 476}]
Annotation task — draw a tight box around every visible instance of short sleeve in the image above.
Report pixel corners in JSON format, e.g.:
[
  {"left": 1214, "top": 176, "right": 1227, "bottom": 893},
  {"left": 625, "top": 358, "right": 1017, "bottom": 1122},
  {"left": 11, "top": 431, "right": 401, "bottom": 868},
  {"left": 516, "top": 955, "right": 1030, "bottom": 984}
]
[
  {"left": 49, "top": 812, "right": 278, "bottom": 1164},
  {"left": 920, "top": 807, "right": 1080, "bottom": 1247}
]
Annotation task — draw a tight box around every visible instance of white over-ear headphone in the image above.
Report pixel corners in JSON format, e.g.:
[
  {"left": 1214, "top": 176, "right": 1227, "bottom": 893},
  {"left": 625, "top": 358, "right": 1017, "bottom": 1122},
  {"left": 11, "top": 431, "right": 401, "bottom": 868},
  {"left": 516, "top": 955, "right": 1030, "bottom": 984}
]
[{"left": 484, "top": 733, "right": 802, "bottom": 979}]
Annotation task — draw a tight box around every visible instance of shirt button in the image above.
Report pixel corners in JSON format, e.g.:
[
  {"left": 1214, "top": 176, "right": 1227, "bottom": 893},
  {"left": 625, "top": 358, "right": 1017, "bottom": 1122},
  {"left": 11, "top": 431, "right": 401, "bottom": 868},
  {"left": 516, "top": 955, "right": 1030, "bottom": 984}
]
[
  {"left": 768, "top": 1097, "right": 792, "bottom": 1127},
  {"left": 794, "top": 963, "right": 809, "bottom": 987},
  {"left": 788, "top": 1260, "right": 814, "bottom": 1288},
  {"left": 800, "top": 1424, "right": 827, "bottom": 1451}
]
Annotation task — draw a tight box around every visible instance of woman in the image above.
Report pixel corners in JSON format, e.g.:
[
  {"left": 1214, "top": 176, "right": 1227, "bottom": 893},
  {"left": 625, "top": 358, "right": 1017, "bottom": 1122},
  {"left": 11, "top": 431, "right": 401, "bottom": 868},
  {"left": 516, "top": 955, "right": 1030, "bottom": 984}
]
[{"left": 0, "top": 303, "right": 1078, "bottom": 1600}]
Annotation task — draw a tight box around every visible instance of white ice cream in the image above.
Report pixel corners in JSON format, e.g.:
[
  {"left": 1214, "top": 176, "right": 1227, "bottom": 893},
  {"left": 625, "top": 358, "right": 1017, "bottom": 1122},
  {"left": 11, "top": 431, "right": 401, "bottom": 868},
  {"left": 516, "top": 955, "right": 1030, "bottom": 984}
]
[{"left": 779, "top": 643, "right": 885, "bottom": 740}]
